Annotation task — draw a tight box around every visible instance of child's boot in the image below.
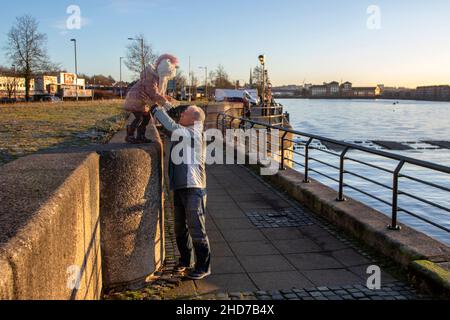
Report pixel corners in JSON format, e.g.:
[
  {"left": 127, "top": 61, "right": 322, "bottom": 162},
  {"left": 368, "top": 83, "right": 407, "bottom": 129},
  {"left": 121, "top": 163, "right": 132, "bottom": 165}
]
[
  {"left": 125, "top": 125, "right": 138, "bottom": 143},
  {"left": 136, "top": 127, "right": 152, "bottom": 143}
]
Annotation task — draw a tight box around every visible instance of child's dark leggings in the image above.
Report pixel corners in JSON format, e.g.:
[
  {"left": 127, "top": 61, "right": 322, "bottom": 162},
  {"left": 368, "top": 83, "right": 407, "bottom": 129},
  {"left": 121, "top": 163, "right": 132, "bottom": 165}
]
[{"left": 130, "top": 112, "right": 151, "bottom": 130}]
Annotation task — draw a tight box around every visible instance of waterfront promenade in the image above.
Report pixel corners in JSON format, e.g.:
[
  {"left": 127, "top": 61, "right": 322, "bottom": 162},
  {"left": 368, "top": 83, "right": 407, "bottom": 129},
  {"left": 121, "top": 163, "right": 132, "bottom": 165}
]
[{"left": 123, "top": 162, "right": 424, "bottom": 300}]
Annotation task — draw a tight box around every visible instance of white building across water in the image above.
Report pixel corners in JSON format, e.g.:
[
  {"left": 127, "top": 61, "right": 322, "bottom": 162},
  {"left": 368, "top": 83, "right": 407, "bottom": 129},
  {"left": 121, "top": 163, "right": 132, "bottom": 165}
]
[{"left": 0, "top": 72, "right": 92, "bottom": 100}]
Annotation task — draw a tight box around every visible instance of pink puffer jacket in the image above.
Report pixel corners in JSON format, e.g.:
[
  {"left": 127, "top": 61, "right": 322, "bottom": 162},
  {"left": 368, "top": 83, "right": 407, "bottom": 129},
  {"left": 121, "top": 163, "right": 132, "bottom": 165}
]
[{"left": 124, "top": 66, "right": 169, "bottom": 113}]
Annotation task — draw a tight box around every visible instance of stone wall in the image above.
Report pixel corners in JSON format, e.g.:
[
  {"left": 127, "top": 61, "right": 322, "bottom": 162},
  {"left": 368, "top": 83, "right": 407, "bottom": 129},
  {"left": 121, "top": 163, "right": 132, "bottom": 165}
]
[
  {"left": 0, "top": 125, "right": 164, "bottom": 300},
  {"left": 0, "top": 153, "right": 102, "bottom": 300}
]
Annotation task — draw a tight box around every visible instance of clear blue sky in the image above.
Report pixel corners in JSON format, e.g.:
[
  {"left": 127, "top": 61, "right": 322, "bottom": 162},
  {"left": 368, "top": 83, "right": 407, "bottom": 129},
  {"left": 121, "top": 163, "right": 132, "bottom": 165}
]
[{"left": 1, "top": 0, "right": 449, "bottom": 87}]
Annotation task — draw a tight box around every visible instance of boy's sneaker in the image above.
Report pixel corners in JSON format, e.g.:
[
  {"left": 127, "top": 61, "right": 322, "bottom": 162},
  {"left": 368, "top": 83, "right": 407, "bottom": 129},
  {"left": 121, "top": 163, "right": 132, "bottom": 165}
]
[
  {"left": 185, "top": 270, "right": 211, "bottom": 280},
  {"left": 174, "top": 263, "right": 193, "bottom": 273}
]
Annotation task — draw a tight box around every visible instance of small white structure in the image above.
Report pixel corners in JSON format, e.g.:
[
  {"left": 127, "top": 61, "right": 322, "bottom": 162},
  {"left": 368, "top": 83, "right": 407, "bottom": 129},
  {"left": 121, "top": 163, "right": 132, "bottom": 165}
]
[{"left": 215, "top": 89, "right": 259, "bottom": 104}]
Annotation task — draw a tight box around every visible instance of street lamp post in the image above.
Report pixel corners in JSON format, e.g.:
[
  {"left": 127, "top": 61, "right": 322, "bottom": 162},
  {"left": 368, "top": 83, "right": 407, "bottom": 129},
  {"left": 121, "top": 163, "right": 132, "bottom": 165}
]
[
  {"left": 120, "top": 57, "right": 124, "bottom": 99},
  {"left": 188, "top": 56, "right": 192, "bottom": 102},
  {"left": 70, "top": 39, "right": 79, "bottom": 101},
  {"left": 259, "top": 54, "right": 266, "bottom": 107},
  {"left": 199, "top": 66, "right": 208, "bottom": 100},
  {"left": 128, "top": 37, "right": 145, "bottom": 76}
]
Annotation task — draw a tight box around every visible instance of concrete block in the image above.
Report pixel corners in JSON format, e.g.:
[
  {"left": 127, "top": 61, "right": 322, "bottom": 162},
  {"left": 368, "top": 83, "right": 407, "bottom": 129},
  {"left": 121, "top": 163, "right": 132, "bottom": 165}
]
[
  {"left": 0, "top": 152, "right": 102, "bottom": 300},
  {"left": 99, "top": 140, "right": 163, "bottom": 290}
]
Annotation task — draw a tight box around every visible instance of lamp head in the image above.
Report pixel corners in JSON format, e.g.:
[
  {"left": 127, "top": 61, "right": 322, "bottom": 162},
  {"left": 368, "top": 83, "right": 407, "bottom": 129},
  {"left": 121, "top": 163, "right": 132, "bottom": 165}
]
[{"left": 258, "top": 54, "right": 265, "bottom": 65}]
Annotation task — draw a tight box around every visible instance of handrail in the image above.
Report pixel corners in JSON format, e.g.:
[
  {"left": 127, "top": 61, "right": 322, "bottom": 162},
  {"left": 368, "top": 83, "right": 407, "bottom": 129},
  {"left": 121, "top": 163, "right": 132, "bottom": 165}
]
[
  {"left": 220, "top": 114, "right": 450, "bottom": 174},
  {"left": 216, "top": 112, "right": 450, "bottom": 234}
]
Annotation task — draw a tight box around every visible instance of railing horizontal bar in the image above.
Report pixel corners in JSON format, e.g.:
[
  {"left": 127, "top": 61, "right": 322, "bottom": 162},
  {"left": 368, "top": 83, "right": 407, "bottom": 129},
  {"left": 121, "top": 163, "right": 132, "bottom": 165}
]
[
  {"left": 399, "top": 190, "right": 450, "bottom": 213},
  {"left": 345, "top": 156, "right": 395, "bottom": 174},
  {"left": 398, "top": 207, "right": 450, "bottom": 233},
  {"left": 345, "top": 171, "right": 394, "bottom": 191},
  {"left": 309, "top": 168, "right": 340, "bottom": 183},
  {"left": 221, "top": 114, "right": 450, "bottom": 174},
  {"left": 291, "top": 159, "right": 306, "bottom": 168},
  {"left": 309, "top": 157, "right": 341, "bottom": 170},
  {"left": 399, "top": 174, "right": 450, "bottom": 193},
  {"left": 291, "top": 150, "right": 306, "bottom": 158},
  {"left": 344, "top": 184, "right": 393, "bottom": 207},
  {"left": 309, "top": 147, "right": 341, "bottom": 157}
]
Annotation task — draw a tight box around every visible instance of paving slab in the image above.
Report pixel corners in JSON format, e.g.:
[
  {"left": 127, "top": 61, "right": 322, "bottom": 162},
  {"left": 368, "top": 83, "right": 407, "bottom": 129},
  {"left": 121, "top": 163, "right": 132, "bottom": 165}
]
[
  {"left": 229, "top": 241, "right": 279, "bottom": 256},
  {"left": 249, "top": 271, "right": 314, "bottom": 291},
  {"left": 195, "top": 274, "right": 257, "bottom": 294},
  {"left": 286, "top": 253, "right": 345, "bottom": 270},
  {"left": 302, "top": 269, "right": 364, "bottom": 287},
  {"left": 213, "top": 218, "right": 255, "bottom": 230},
  {"left": 239, "top": 255, "right": 295, "bottom": 273},
  {"left": 212, "top": 257, "right": 245, "bottom": 274},
  {"left": 272, "top": 239, "right": 323, "bottom": 254},
  {"left": 331, "top": 248, "right": 373, "bottom": 267}
]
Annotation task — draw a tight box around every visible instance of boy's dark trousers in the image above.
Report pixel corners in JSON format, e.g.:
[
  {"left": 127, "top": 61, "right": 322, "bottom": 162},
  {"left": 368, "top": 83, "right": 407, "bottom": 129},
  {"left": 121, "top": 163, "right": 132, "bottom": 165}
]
[{"left": 174, "top": 188, "right": 211, "bottom": 273}]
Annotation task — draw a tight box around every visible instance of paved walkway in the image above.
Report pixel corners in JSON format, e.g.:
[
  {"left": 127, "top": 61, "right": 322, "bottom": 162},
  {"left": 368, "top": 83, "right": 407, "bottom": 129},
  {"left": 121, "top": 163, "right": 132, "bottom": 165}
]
[{"left": 153, "top": 164, "right": 425, "bottom": 300}]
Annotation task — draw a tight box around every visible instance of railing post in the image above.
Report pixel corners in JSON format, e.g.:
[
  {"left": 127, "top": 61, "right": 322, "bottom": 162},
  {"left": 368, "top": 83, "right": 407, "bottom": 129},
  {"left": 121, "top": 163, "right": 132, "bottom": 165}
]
[
  {"left": 280, "top": 132, "right": 288, "bottom": 171},
  {"left": 337, "top": 147, "right": 350, "bottom": 201},
  {"left": 304, "top": 138, "right": 313, "bottom": 183},
  {"left": 388, "top": 160, "right": 405, "bottom": 231},
  {"left": 221, "top": 116, "right": 225, "bottom": 136}
]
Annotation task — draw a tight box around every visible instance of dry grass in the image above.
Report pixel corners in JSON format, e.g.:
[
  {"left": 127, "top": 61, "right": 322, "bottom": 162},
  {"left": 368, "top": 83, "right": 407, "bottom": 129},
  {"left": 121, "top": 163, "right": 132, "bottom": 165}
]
[{"left": 0, "top": 100, "right": 127, "bottom": 165}]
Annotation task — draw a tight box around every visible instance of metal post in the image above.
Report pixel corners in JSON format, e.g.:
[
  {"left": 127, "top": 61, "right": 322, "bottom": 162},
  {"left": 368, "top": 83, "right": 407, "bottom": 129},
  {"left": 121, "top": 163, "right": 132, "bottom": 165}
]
[
  {"left": 304, "top": 138, "right": 313, "bottom": 183},
  {"left": 92, "top": 76, "right": 95, "bottom": 101},
  {"left": 188, "top": 56, "right": 191, "bottom": 102},
  {"left": 205, "top": 66, "right": 208, "bottom": 100},
  {"left": 70, "top": 39, "right": 79, "bottom": 101},
  {"left": 12, "top": 64, "right": 17, "bottom": 100},
  {"left": 337, "top": 147, "right": 350, "bottom": 201},
  {"left": 280, "top": 132, "right": 288, "bottom": 171},
  {"left": 389, "top": 161, "right": 405, "bottom": 231},
  {"left": 199, "top": 66, "right": 208, "bottom": 100},
  {"left": 120, "top": 57, "right": 124, "bottom": 99}
]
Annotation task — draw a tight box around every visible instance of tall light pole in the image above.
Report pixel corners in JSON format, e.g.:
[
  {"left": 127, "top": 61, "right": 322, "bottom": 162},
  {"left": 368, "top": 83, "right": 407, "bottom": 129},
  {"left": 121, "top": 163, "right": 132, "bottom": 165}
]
[
  {"left": 188, "top": 56, "right": 192, "bottom": 102},
  {"left": 120, "top": 57, "right": 124, "bottom": 99},
  {"left": 259, "top": 54, "right": 266, "bottom": 107},
  {"left": 199, "top": 66, "right": 208, "bottom": 100},
  {"left": 70, "top": 39, "right": 79, "bottom": 101},
  {"left": 12, "top": 64, "right": 17, "bottom": 100},
  {"left": 128, "top": 37, "right": 145, "bottom": 76}
]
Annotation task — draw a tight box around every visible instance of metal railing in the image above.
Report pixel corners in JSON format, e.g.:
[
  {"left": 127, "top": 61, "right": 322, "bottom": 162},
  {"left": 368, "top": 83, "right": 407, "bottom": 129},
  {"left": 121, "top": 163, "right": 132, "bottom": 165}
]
[{"left": 217, "top": 113, "right": 450, "bottom": 233}]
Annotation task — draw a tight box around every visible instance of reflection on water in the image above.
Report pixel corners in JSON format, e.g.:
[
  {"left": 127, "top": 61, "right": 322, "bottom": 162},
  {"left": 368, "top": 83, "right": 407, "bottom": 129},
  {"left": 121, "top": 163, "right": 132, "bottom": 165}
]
[{"left": 281, "top": 99, "right": 450, "bottom": 245}]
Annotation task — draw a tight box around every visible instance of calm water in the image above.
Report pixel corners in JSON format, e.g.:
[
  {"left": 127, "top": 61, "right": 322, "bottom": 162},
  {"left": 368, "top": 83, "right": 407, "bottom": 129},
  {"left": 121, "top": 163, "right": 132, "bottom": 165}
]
[{"left": 280, "top": 99, "right": 450, "bottom": 245}]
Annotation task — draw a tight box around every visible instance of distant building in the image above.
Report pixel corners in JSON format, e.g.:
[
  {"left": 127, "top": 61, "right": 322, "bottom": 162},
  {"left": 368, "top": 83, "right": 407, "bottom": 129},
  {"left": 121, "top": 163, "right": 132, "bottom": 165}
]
[
  {"left": 0, "top": 76, "right": 35, "bottom": 99},
  {"left": 352, "top": 87, "right": 377, "bottom": 98},
  {"left": 340, "top": 82, "right": 353, "bottom": 97},
  {"left": 327, "top": 81, "right": 340, "bottom": 96},
  {"left": 0, "top": 72, "right": 92, "bottom": 100},
  {"left": 380, "top": 86, "right": 415, "bottom": 99},
  {"left": 415, "top": 85, "right": 450, "bottom": 101},
  {"left": 310, "top": 85, "right": 327, "bottom": 97},
  {"left": 309, "top": 81, "right": 340, "bottom": 97}
]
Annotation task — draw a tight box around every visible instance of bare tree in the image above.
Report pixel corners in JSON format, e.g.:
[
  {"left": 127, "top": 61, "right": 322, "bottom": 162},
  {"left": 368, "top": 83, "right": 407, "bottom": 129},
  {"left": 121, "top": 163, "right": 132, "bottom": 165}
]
[
  {"left": 124, "top": 34, "right": 158, "bottom": 78},
  {"left": 210, "top": 65, "right": 234, "bottom": 89},
  {"left": 5, "top": 15, "right": 58, "bottom": 101}
]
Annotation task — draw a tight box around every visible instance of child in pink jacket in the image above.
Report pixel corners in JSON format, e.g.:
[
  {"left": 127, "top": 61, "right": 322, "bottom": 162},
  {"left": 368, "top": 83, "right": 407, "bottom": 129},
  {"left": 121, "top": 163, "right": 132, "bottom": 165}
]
[{"left": 124, "top": 54, "right": 179, "bottom": 143}]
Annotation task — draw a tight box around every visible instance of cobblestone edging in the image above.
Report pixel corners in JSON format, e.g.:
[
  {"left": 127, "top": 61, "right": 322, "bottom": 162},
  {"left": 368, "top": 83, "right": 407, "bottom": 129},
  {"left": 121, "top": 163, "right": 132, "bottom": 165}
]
[{"left": 191, "top": 282, "right": 429, "bottom": 301}]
